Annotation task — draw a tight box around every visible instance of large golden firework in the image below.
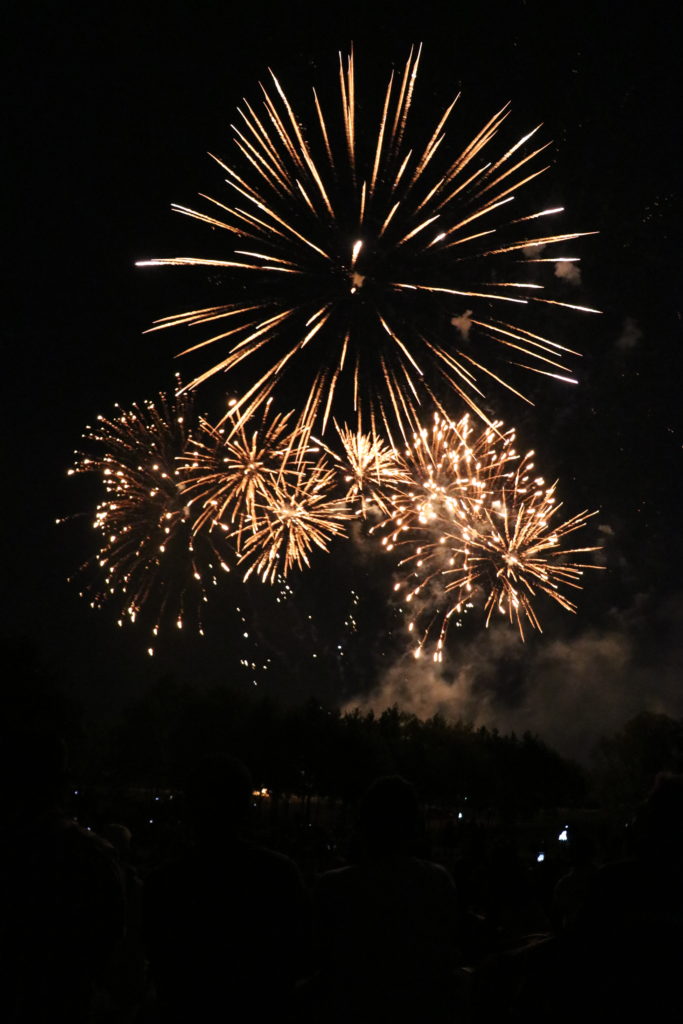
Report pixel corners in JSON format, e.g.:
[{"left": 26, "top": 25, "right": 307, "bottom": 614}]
[
  {"left": 373, "top": 412, "right": 601, "bottom": 655},
  {"left": 66, "top": 392, "right": 232, "bottom": 651},
  {"left": 138, "top": 47, "right": 598, "bottom": 445}
]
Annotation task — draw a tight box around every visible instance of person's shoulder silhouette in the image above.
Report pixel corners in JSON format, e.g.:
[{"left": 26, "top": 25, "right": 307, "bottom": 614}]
[
  {"left": 554, "top": 774, "right": 683, "bottom": 1020},
  {"left": 313, "top": 776, "right": 459, "bottom": 1020},
  {"left": 0, "top": 729, "right": 124, "bottom": 1023},
  {"left": 145, "top": 753, "right": 309, "bottom": 1022}
]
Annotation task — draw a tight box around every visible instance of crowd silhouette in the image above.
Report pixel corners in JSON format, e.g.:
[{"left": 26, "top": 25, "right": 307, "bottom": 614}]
[
  {"left": 1, "top": 728, "right": 683, "bottom": 1022},
  {"left": 0, "top": 729, "right": 124, "bottom": 1022},
  {"left": 145, "top": 754, "right": 308, "bottom": 1022}
]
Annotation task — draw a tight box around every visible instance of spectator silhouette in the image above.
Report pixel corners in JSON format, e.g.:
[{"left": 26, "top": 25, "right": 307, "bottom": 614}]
[
  {"left": 98, "top": 823, "right": 147, "bottom": 1021},
  {"left": 506, "top": 775, "right": 683, "bottom": 1023},
  {"left": 144, "top": 754, "right": 309, "bottom": 1022},
  {"left": 551, "top": 827, "right": 598, "bottom": 932},
  {"left": 0, "top": 729, "right": 124, "bottom": 1023},
  {"left": 573, "top": 772, "right": 683, "bottom": 1015},
  {"left": 471, "top": 834, "right": 548, "bottom": 944},
  {"left": 311, "top": 775, "right": 460, "bottom": 1022}
]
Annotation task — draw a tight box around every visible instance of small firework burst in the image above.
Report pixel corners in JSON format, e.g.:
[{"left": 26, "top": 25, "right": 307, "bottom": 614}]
[
  {"left": 179, "top": 402, "right": 304, "bottom": 550},
  {"left": 336, "top": 424, "right": 409, "bottom": 514},
  {"left": 459, "top": 489, "right": 601, "bottom": 636},
  {"left": 373, "top": 412, "right": 601, "bottom": 655},
  {"left": 239, "top": 452, "right": 351, "bottom": 583},
  {"left": 373, "top": 412, "right": 519, "bottom": 544},
  {"left": 66, "top": 392, "right": 231, "bottom": 649}
]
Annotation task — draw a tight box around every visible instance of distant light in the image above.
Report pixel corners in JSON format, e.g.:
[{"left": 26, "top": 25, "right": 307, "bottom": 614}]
[
  {"left": 558, "top": 827, "right": 568, "bottom": 842},
  {"left": 537, "top": 852, "right": 545, "bottom": 863}
]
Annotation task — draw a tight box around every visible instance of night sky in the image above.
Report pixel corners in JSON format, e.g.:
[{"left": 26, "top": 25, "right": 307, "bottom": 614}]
[{"left": 7, "top": 2, "right": 681, "bottom": 757}]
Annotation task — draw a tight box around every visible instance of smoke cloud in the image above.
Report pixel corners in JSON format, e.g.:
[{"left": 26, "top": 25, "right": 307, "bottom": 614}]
[
  {"left": 345, "top": 593, "right": 683, "bottom": 762},
  {"left": 523, "top": 241, "right": 547, "bottom": 258},
  {"left": 615, "top": 316, "right": 643, "bottom": 350},
  {"left": 450, "top": 309, "right": 473, "bottom": 339},
  {"left": 554, "top": 260, "right": 582, "bottom": 286}
]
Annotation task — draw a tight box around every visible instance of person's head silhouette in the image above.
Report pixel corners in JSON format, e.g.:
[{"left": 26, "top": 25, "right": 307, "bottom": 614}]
[{"left": 357, "top": 775, "right": 423, "bottom": 856}]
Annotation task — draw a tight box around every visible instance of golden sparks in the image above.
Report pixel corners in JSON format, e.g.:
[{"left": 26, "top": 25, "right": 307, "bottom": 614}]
[
  {"left": 66, "top": 392, "right": 232, "bottom": 649},
  {"left": 372, "top": 412, "right": 602, "bottom": 656},
  {"left": 238, "top": 450, "right": 352, "bottom": 583},
  {"left": 138, "top": 47, "right": 599, "bottom": 444}
]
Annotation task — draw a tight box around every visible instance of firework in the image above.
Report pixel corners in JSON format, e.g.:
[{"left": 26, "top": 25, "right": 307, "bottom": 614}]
[
  {"left": 179, "top": 401, "right": 305, "bottom": 550},
  {"left": 66, "top": 392, "right": 232, "bottom": 650},
  {"left": 335, "top": 424, "right": 409, "bottom": 515},
  {"left": 138, "top": 47, "right": 599, "bottom": 445},
  {"left": 238, "top": 451, "right": 351, "bottom": 583},
  {"left": 373, "top": 412, "right": 601, "bottom": 654},
  {"left": 458, "top": 490, "right": 600, "bottom": 638}
]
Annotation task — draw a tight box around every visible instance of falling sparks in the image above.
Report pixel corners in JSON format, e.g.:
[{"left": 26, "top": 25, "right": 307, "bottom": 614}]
[{"left": 137, "top": 47, "right": 599, "bottom": 444}]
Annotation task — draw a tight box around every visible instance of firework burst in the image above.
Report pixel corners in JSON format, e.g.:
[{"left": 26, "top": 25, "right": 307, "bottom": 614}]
[
  {"left": 65, "top": 49, "right": 603, "bottom": 658},
  {"left": 179, "top": 401, "right": 304, "bottom": 550},
  {"left": 373, "top": 412, "right": 601, "bottom": 655},
  {"left": 335, "top": 424, "right": 409, "bottom": 515},
  {"left": 138, "top": 47, "right": 599, "bottom": 446},
  {"left": 238, "top": 451, "right": 352, "bottom": 583},
  {"left": 66, "top": 392, "right": 232, "bottom": 650},
  {"left": 459, "top": 490, "right": 601, "bottom": 637}
]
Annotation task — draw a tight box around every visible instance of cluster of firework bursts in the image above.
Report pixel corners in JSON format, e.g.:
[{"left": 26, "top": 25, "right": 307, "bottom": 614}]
[
  {"left": 68, "top": 401, "right": 600, "bottom": 654},
  {"left": 67, "top": 49, "right": 602, "bottom": 655}
]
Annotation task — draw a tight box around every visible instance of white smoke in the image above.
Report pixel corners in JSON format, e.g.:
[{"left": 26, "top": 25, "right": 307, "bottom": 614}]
[
  {"left": 345, "top": 593, "right": 683, "bottom": 762},
  {"left": 450, "top": 309, "right": 473, "bottom": 340},
  {"left": 554, "top": 260, "right": 582, "bottom": 286},
  {"left": 615, "top": 316, "right": 643, "bottom": 350},
  {"left": 523, "top": 241, "right": 547, "bottom": 258}
]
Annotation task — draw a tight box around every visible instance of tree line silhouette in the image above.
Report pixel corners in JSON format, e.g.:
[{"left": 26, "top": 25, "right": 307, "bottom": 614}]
[{"left": 6, "top": 638, "right": 683, "bottom": 813}]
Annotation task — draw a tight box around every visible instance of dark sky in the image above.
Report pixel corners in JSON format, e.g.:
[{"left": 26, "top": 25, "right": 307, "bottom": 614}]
[{"left": 7, "top": 2, "right": 682, "bottom": 753}]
